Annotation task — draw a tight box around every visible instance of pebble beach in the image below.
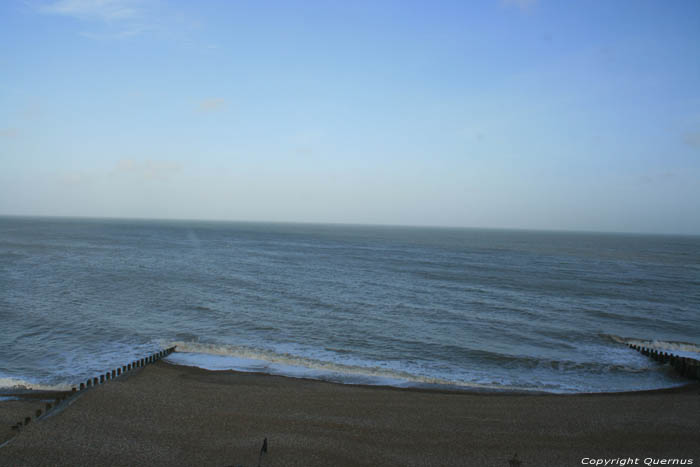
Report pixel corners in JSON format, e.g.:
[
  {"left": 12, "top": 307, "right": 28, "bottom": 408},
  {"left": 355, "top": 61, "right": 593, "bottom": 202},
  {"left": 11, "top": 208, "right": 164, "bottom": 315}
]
[{"left": 1, "top": 361, "right": 698, "bottom": 466}]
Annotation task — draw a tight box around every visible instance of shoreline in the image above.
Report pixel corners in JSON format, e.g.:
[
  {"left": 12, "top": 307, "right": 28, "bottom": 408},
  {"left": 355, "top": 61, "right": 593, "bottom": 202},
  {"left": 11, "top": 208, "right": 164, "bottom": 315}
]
[
  {"left": 1, "top": 361, "right": 699, "bottom": 466},
  {"left": 2, "top": 358, "right": 697, "bottom": 399}
]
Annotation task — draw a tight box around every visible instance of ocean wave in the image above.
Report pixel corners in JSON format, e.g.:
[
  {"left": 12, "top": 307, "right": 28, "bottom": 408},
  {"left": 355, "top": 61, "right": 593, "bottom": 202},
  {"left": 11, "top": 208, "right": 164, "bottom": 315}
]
[
  {"left": 165, "top": 340, "right": 528, "bottom": 391},
  {"left": 0, "top": 377, "right": 72, "bottom": 392},
  {"left": 602, "top": 334, "right": 700, "bottom": 354},
  {"left": 164, "top": 340, "right": 663, "bottom": 393}
]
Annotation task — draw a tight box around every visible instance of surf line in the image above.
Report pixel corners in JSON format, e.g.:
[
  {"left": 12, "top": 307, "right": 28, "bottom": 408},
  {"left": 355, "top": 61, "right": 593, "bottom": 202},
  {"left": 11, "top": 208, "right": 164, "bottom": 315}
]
[
  {"left": 3, "top": 346, "right": 177, "bottom": 441},
  {"left": 627, "top": 344, "right": 700, "bottom": 381}
]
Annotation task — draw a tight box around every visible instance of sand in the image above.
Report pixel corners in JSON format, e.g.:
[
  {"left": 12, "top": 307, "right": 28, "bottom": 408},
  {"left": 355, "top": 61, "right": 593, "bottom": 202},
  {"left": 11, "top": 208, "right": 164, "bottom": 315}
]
[{"left": 1, "top": 361, "right": 698, "bottom": 466}]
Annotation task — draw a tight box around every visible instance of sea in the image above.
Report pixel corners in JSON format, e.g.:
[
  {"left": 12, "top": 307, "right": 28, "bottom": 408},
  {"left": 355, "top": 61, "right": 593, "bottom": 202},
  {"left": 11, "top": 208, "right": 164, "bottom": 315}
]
[{"left": 1, "top": 216, "right": 699, "bottom": 395}]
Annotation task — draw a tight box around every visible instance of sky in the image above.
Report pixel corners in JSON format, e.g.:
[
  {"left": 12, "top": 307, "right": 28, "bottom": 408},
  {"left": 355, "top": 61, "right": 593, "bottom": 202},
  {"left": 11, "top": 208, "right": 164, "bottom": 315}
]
[{"left": 1, "top": 0, "right": 699, "bottom": 234}]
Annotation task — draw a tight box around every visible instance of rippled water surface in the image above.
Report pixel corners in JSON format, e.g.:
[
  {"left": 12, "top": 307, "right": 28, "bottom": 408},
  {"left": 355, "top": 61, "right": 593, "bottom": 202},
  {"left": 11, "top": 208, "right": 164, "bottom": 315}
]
[{"left": 1, "top": 216, "right": 699, "bottom": 393}]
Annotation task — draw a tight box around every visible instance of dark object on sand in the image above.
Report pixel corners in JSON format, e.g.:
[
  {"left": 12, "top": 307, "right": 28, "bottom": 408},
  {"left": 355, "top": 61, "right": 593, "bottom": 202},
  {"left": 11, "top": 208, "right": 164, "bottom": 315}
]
[
  {"left": 258, "top": 437, "right": 268, "bottom": 467},
  {"left": 509, "top": 453, "right": 522, "bottom": 466}
]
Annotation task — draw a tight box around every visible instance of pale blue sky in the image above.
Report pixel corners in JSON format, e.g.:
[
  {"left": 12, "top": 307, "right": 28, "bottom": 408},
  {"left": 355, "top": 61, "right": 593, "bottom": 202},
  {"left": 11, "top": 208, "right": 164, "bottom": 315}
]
[{"left": 1, "top": 0, "right": 699, "bottom": 233}]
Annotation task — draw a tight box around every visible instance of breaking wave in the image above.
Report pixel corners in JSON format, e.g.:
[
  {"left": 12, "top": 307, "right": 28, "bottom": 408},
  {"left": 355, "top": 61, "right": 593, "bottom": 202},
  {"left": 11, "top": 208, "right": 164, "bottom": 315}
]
[
  {"left": 0, "top": 377, "right": 72, "bottom": 392},
  {"left": 603, "top": 334, "right": 700, "bottom": 356},
  {"left": 164, "top": 340, "right": 538, "bottom": 392},
  {"left": 164, "top": 340, "right": 673, "bottom": 394}
]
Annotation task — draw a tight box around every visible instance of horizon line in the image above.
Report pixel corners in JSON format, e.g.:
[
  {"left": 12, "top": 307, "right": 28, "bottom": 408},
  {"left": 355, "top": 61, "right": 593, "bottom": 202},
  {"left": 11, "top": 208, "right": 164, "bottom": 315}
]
[{"left": 1, "top": 213, "right": 698, "bottom": 238}]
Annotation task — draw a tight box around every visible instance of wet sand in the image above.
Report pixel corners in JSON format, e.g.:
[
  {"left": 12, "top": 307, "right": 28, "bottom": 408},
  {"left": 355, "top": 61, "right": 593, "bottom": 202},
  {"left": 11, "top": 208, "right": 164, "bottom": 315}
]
[{"left": 1, "top": 361, "right": 698, "bottom": 466}]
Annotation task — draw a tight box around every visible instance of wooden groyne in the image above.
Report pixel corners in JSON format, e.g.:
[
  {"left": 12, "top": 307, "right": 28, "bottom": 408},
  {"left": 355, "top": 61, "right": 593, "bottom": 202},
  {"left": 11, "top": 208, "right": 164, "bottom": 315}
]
[
  {"left": 7, "top": 346, "right": 176, "bottom": 434},
  {"left": 627, "top": 343, "right": 700, "bottom": 380}
]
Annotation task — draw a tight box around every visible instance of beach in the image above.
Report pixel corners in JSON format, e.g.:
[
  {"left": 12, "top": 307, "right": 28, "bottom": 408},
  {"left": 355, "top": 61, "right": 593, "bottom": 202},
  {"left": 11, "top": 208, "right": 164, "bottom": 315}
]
[
  {"left": 1, "top": 362, "right": 698, "bottom": 466},
  {"left": 3, "top": 0, "right": 700, "bottom": 464}
]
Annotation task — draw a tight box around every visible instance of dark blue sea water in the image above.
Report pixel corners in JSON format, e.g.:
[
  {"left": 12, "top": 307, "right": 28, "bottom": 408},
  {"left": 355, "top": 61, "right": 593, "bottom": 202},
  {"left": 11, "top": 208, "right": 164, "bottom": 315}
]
[{"left": 1, "top": 216, "right": 699, "bottom": 394}]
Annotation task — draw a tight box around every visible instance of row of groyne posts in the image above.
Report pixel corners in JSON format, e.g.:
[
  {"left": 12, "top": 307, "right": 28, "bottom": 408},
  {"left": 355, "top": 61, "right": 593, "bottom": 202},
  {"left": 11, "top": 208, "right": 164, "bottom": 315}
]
[
  {"left": 9, "top": 346, "right": 177, "bottom": 433},
  {"left": 627, "top": 344, "right": 700, "bottom": 380}
]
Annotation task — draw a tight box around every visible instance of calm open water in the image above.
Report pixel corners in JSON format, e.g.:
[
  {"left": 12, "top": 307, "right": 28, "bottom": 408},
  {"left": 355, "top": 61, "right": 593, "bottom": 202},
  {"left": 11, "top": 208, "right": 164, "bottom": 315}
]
[{"left": 1, "top": 216, "right": 699, "bottom": 393}]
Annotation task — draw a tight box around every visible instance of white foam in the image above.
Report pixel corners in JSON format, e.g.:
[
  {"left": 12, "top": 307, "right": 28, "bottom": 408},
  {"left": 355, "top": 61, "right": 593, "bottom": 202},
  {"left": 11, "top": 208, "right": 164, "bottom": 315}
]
[
  {"left": 165, "top": 341, "right": 539, "bottom": 392},
  {"left": 605, "top": 334, "right": 700, "bottom": 359},
  {"left": 0, "top": 377, "right": 72, "bottom": 392}
]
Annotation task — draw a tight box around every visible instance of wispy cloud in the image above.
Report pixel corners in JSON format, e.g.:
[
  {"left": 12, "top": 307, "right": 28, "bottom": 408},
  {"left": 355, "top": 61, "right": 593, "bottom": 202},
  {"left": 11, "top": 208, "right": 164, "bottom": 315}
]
[
  {"left": 197, "top": 98, "right": 226, "bottom": 113},
  {"left": 38, "top": 0, "right": 142, "bottom": 22},
  {"left": 36, "top": 0, "right": 156, "bottom": 38},
  {"left": 36, "top": 0, "right": 208, "bottom": 44}
]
